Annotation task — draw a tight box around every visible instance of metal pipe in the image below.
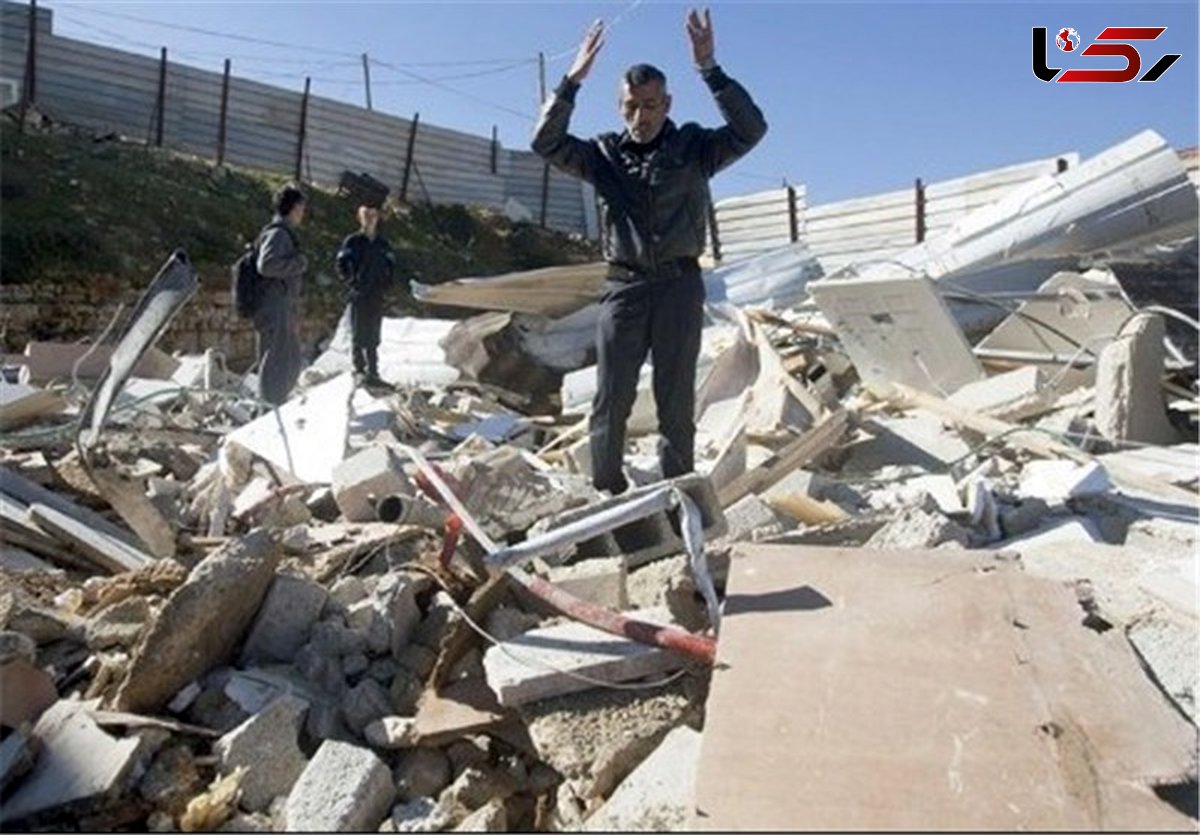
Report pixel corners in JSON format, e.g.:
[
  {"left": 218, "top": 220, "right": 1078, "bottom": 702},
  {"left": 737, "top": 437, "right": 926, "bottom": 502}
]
[
  {"left": 485, "top": 488, "right": 678, "bottom": 569},
  {"left": 374, "top": 493, "right": 445, "bottom": 529}
]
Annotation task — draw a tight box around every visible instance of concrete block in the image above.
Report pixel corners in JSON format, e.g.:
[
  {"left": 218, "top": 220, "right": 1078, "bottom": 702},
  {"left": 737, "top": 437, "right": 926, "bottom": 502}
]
[
  {"left": 332, "top": 446, "right": 414, "bottom": 523},
  {"left": 1095, "top": 313, "right": 1180, "bottom": 445},
  {"left": 582, "top": 726, "right": 701, "bottom": 832},
  {"left": 949, "top": 366, "right": 1053, "bottom": 422},
  {"left": 1002, "top": 517, "right": 1103, "bottom": 557},
  {"left": 865, "top": 502, "right": 971, "bottom": 550},
  {"left": 390, "top": 798, "right": 452, "bottom": 833},
  {"left": 538, "top": 473, "right": 727, "bottom": 569},
  {"left": 482, "top": 609, "right": 684, "bottom": 706},
  {"left": 284, "top": 740, "right": 396, "bottom": 832},
  {"left": 374, "top": 573, "right": 429, "bottom": 657},
  {"left": 899, "top": 474, "right": 965, "bottom": 515},
  {"left": 1019, "top": 460, "right": 1113, "bottom": 503},
  {"left": 347, "top": 600, "right": 393, "bottom": 657},
  {"left": 721, "top": 494, "right": 784, "bottom": 543},
  {"left": 214, "top": 695, "right": 309, "bottom": 812},
  {"left": 241, "top": 575, "right": 329, "bottom": 665},
  {"left": 545, "top": 557, "right": 628, "bottom": 609},
  {"left": 329, "top": 576, "right": 369, "bottom": 610}
]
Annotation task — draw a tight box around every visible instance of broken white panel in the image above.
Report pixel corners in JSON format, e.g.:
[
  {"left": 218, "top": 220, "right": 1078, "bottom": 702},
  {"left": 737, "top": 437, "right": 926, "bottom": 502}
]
[
  {"left": 516, "top": 304, "right": 600, "bottom": 373},
  {"left": 808, "top": 273, "right": 984, "bottom": 396},
  {"left": 973, "top": 269, "right": 1144, "bottom": 364},
  {"left": 1002, "top": 516, "right": 1104, "bottom": 555},
  {"left": 838, "top": 130, "right": 1198, "bottom": 286},
  {"left": 225, "top": 372, "right": 354, "bottom": 485},
  {"left": 1019, "top": 460, "right": 1113, "bottom": 504},
  {"left": 704, "top": 242, "right": 826, "bottom": 310},
  {"left": 309, "top": 312, "right": 460, "bottom": 387},
  {"left": 1096, "top": 444, "right": 1200, "bottom": 489}
]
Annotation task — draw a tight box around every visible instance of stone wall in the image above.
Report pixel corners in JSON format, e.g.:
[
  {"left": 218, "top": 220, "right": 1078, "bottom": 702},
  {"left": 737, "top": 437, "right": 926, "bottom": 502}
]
[{"left": 1, "top": 280, "right": 345, "bottom": 369}]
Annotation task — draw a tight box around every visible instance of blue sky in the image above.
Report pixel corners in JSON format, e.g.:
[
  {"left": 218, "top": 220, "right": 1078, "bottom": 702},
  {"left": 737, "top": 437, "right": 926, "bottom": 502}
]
[{"left": 45, "top": 0, "right": 1199, "bottom": 202}]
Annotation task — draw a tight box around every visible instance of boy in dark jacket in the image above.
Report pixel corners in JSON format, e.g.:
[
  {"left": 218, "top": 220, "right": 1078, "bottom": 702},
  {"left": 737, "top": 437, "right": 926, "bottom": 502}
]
[{"left": 336, "top": 203, "right": 396, "bottom": 387}]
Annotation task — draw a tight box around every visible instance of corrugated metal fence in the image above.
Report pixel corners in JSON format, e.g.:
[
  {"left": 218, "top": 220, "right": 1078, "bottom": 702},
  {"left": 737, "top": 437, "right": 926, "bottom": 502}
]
[{"left": 0, "top": 2, "right": 588, "bottom": 233}]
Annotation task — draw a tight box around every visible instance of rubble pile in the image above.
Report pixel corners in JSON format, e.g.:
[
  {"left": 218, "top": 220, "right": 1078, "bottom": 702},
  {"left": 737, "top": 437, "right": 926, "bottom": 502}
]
[{"left": 1, "top": 129, "right": 1197, "bottom": 831}]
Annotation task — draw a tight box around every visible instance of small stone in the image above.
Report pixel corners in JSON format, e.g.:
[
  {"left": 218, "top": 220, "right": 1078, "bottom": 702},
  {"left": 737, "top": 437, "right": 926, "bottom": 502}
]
[
  {"left": 306, "top": 701, "right": 349, "bottom": 742},
  {"left": 483, "top": 608, "right": 541, "bottom": 643},
  {"left": 454, "top": 798, "right": 506, "bottom": 832},
  {"left": 295, "top": 643, "right": 348, "bottom": 697},
  {"left": 394, "top": 748, "right": 452, "bottom": 802},
  {"left": 330, "top": 576, "right": 369, "bottom": 609},
  {"left": 344, "top": 679, "right": 393, "bottom": 736},
  {"left": 86, "top": 596, "right": 150, "bottom": 651},
  {"left": 441, "top": 766, "right": 516, "bottom": 813},
  {"left": 138, "top": 745, "right": 202, "bottom": 816},
  {"left": 348, "top": 601, "right": 393, "bottom": 657},
  {"left": 365, "top": 715, "right": 419, "bottom": 750},
  {"left": 344, "top": 652, "right": 371, "bottom": 678},
  {"left": 395, "top": 645, "right": 437, "bottom": 680},
  {"left": 390, "top": 668, "right": 424, "bottom": 716},
  {"left": 240, "top": 575, "right": 329, "bottom": 665},
  {"left": 367, "top": 658, "right": 399, "bottom": 684},
  {"left": 445, "top": 737, "right": 490, "bottom": 776},
  {"left": 311, "top": 618, "right": 368, "bottom": 658},
  {"left": 412, "top": 593, "right": 456, "bottom": 649},
  {"left": 391, "top": 797, "right": 452, "bottom": 833}
]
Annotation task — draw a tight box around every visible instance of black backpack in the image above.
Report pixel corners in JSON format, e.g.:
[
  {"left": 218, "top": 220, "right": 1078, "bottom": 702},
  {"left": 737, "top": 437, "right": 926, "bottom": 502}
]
[{"left": 231, "top": 221, "right": 296, "bottom": 319}]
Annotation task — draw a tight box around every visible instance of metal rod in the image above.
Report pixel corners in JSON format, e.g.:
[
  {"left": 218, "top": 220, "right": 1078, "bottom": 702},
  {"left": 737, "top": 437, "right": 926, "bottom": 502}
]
[
  {"left": 787, "top": 184, "right": 800, "bottom": 243},
  {"left": 538, "top": 52, "right": 549, "bottom": 228},
  {"left": 216, "top": 59, "right": 231, "bottom": 166},
  {"left": 490, "top": 124, "right": 498, "bottom": 175},
  {"left": 486, "top": 488, "right": 678, "bottom": 569},
  {"left": 915, "top": 177, "right": 926, "bottom": 243},
  {"left": 155, "top": 47, "right": 167, "bottom": 147},
  {"left": 295, "top": 76, "right": 310, "bottom": 181},
  {"left": 361, "top": 52, "right": 373, "bottom": 111}
]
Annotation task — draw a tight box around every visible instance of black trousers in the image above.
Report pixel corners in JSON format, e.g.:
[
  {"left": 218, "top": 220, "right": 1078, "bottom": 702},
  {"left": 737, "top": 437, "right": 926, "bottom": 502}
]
[
  {"left": 349, "top": 297, "right": 383, "bottom": 376},
  {"left": 589, "top": 268, "right": 706, "bottom": 494}
]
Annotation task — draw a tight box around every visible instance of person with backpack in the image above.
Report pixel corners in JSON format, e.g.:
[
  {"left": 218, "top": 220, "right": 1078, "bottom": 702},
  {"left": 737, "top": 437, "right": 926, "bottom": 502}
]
[
  {"left": 252, "top": 183, "right": 308, "bottom": 406},
  {"left": 335, "top": 200, "right": 396, "bottom": 388}
]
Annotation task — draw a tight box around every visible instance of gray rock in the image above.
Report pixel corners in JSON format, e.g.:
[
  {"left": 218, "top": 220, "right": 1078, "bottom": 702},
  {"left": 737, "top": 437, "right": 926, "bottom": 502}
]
[
  {"left": 343, "top": 652, "right": 370, "bottom": 678},
  {"left": 364, "top": 715, "right": 419, "bottom": 749},
  {"left": 241, "top": 575, "right": 329, "bottom": 665},
  {"left": 284, "top": 740, "right": 396, "bottom": 832},
  {"left": 343, "top": 679, "right": 393, "bottom": 735},
  {"left": 445, "top": 737, "right": 490, "bottom": 777},
  {"left": 295, "top": 643, "right": 349, "bottom": 697},
  {"left": 330, "top": 576, "right": 369, "bottom": 609},
  {"left": 390, "top": 668, "right": 424, "bottom": 716},
  {"left": 454, "top": 798, "right": 506, "bottom": 832},
  {"left": 367, "top": 657, "right": 399, "bottom": 684},
  {"left": 395, "top": 645, "right": 437, "bottom": 680},
  {"left": 311, "top": 618, "right": 368, "bottom": 658},
  {"left": 375, "top": 573, "right": 431, "bottom": 656},
  {"left": 214, "top": 695, "right": 309, "bottom": 813},
  {"left": 395, "top": 748, "right": 453, "bottom": 802},
  {"left": 441, "top": 766, "right": 516, "bottom": 814},
  {"left": 391, "top": 797, "right": 452, "bottom": 833},
  {"left": 306, "top": 701, "right": 350, "bottom": 742},
  {"left": 113, "top": 530, "right": 281, "bottom": 713},
  {"left": 865, "top": 499, "right": 971, "bottom": 550},
  {"left": 86, "top": 596, "right": 150, "bottom": 651},
  {"left": 348, "top": 600, "right": 393, "bottom": 657}
]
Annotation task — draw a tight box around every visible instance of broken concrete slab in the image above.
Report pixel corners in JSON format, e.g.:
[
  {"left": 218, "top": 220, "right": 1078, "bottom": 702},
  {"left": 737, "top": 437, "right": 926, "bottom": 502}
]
[
  {"left": 864, "top": 501, "right": 970, "bottom": 550},
  {"left": 388, "top": 797, "right": 453, "bottom": 833},
  {"left": 1002, "top": 516, "right": 1104, "bottom": 555},
  {"left": 454, "top": 797, "right": 507, "bottom": 832},
  {"left": 20, "top": 341, "right": 178, "bottom": 384},
  {"left": 482, "top": 609, "right": 684, "bottom": 707},
  {"left": 225, "top": 371, "right": 355, "bottom": 485},
  {"left": 1097, "top": 443, "right": 1200, "bottom": 489},
  {"left": 720, "top": 493, "right": 786, "bottom": 543},
  {"left": 693, "top": 544, "right": 1197, "bottom": 831},
  {"left": 544, "top": 557, "right": 628, "bottom": 610},
  {"left": 112, "top": 530, "right": 282, "bottom": 714},
  {"left": 0, "top": 380, "right": 64, "bottom": 430},
  {"left": 0, "top": 463, "right": 143, "bottom": 550},
  {"left": 283, "top": 740, "right": 395, "bottom": 832},
  {"left": 1018, "top": 460, "right": 1113, "bottom": 503},
  {"left": 583, "top": 726, "right": 702, "bottom": 832},
  {"left": 240, "top": 574, "right": 329, "bottom": 665},
  {"left": 842, "top": 411, "right": 971, "bottom": 474},
  {"left": 948, "top": 365, "right": 1058, "bottom": 422},
  {"left": 213, "top": 695, "right": 309, "bottom": 813},
  {"left": 1094, "top": 313, "right": 1180, "bottom": 445},
  {"left": 331, "top": 446, "right": 415, "bottom": 523},
  {"left": 1, "top": 700, "right": 144, "bottom": 824}
]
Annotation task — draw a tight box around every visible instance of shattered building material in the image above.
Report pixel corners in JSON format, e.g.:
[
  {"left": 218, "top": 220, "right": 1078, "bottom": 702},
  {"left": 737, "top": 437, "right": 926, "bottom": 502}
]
[
  {"left": 212, "top": 694, "right": 309, "bottom": 813},
  {"left": 239, "top": 574, "right": 329, "bottom": 665},
  {"left": 331, "top": 445, "right": 417, "bottom": 524},
  {"left": 27, "top": 503, "right": 152, "bottom": 574},
  {"left": 225, "top": 371, "right": 355, "bottom": 485},
  {"left": 0, "top": 381, "right": 65, "bottom": 431},
  {"left": 415, "top": 262, "right": 609, "bottom": 318},
  {"left": 807, "top": 274, "right": 984, "bottom": 396},
  {"left": 693, "top": 544, "right": 1198, "bottom": 831},
  {"left": 482, "top": 609, "right": 685, "bottom": 707},
  {"left": 283, "top": 740, "right": 396, "bottom": 832},
  {"left": 18, "top": 341, "right": 179, "bottom": 385},
  {"left": 1094, "top": 313, "right": 1181, "bottom": 445},
  {"left": 583, "top": 725, "right": 702, "bottom": 832},
  {"left": 0, "top": 700, "right": 145, "bottom": 825},
  {"left": 717, "top": 409, "right": 848, "bottom": 508},
  {"left": 112, "top": 530, "right": 282, "bottom": 714}
]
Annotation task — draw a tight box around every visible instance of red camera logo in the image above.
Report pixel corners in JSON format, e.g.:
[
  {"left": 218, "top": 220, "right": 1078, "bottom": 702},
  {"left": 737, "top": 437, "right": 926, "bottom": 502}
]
[{"left": 1033, "top": 27, "right": 1181, "bottom": 82}]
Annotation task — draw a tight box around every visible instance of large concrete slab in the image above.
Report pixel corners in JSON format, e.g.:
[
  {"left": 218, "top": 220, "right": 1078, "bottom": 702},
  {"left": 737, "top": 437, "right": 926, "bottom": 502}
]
[{"left": 692, "top": 545, "right": 1197, "bottom": 831}]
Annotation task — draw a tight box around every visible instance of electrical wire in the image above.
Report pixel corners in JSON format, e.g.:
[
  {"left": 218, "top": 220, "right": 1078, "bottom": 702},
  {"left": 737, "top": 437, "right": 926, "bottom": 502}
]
[{"left": 370, "top": 57, "right": 533, "bottom": 121}]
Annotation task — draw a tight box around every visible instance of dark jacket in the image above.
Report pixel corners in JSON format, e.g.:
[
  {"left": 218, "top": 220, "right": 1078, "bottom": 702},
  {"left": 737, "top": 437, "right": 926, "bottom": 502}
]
[
  {"left": 531, "top": 65, "right": 767, "bottom": 276},
  {"left": 335, "top": 232, "right": 396, "bottom": 301},
  {"left": 257, "top": 215, "right": 306, "bottom": 302}
]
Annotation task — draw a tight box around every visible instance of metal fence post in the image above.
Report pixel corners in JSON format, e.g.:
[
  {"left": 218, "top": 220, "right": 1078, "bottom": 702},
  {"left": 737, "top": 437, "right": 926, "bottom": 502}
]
[
  {"left": 490, "top": 125, "right": 498, "bottom": 175},
  {"left": 216, "top": 59, "right": 231, "bottom": 166},
  {"left": 400, "top": 112, "right": 420, "bottom": 201},
  {"left": 295, "top": 76, "right": 310, "bottom": 181},
  {"left": 914, "top": 177, "right": 927, "bottom": 243},
  {"left": 18, "top": 0, "right": 38, "bottom": 134},
  {"left": 155, "top": 47, "right": 167, "bottom": 147},
  {"left": 787, "top": 184, "right": 800, "bottom": 243}
]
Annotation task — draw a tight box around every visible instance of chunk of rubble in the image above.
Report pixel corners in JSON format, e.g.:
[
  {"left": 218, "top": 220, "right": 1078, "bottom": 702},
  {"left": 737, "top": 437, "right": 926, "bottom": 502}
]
[
  {"left": 283, "top": 740, "right": 395, "bottom": 832},
  {"left": 112, "top": 530, "right": 282, "bottom": 713},
  {"left": 213, "top": 695, "right": 309, "bottom": 813},
  {"left": 582, "top": 725, "right": 702, "bottom": 831},
  {"left": 240, "top": 574, "right": 329, "bottom": 665}
]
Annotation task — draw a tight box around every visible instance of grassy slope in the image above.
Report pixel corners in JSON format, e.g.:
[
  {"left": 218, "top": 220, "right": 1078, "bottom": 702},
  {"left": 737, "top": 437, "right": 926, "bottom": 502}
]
[{"left": 0, "top": 121, "right": 596, "bottom": 311}]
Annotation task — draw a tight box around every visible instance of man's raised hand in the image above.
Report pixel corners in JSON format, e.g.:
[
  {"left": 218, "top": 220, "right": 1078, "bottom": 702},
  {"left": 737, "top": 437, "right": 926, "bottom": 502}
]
[
  {"left": 566, "top": 20, "right": 605, "bottom": 85},
  {"left": 686, "top": 8, "right": 715, "bottom": 69}
]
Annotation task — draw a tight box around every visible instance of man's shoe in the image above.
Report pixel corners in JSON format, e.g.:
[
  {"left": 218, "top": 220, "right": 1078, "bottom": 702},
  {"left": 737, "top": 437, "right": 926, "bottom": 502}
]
[{"left": 363, "top": 374, "right": 392, "bottom": 390}]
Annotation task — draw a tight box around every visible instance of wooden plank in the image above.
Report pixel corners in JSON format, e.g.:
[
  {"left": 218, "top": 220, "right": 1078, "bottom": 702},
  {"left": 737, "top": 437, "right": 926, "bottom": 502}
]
[
  {"left": 717, "top": 410, "right": 848, "bottom": 508},
  {"left": 28, "top": 503, "right": 152, "bottom": 574},
  {"left": 693, "top": 545, "right": 1196, "bottom": 831},
  {"left": 0, "top": 464, "right": 142, "bottom": 548}
]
